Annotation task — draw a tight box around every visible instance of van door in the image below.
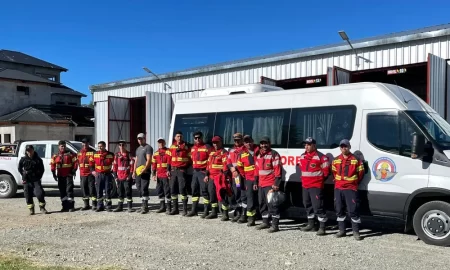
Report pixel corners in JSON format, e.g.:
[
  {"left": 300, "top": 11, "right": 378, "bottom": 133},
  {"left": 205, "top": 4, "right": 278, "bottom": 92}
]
[{"left": 359, "top": 109, "right": 429, "bottom": 218}]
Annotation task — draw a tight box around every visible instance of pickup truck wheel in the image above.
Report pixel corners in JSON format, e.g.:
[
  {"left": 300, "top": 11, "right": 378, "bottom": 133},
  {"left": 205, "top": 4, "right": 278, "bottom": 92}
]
[
  {"left": 0, "top": 174, "right": 17, "bottom": 198},
  {"left": 413, "top": 201, "right": 450, "bottom": 247}
]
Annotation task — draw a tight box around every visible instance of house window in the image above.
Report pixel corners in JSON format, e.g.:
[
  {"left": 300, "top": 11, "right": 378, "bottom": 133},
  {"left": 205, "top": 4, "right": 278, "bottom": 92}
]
[
  {"left": 68, "top": 102, "right": 77, "bottom": 106},
  {"left": 55, "top": 101, "right": 65, "bottom": 105},
  {"left": 4, "top": 134, "right": 11, "bottom": 143},
  {"left": 16, "top": 86, "right": 30, "bottom": 95}
]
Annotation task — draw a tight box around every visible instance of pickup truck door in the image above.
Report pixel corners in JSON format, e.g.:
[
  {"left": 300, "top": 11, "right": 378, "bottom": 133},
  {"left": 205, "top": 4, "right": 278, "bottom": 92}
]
[{"left": 20, "top": 142, "right": 53, "bottom": 184}]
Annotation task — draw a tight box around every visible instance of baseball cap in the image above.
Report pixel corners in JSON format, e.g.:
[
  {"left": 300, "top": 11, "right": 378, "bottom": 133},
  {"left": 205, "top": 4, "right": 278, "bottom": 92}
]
[
  {"left": 212, "top": 136, "right": 222, "bottom": 142},
  {"left": 243, "top": 135, "right": 252, "bottom": 141},
  {"left": 259, "top": 136, "right": 270, "bottom": 143},
  {"left": 137, "top": 133, "right": 145, "bottom": 139},
  {"left": 339, "top": 139, "right": 351, "bottom": 147},
  {"left": 25, "top": 145, "right": 34, "bottom": 151},
  {"left": 118, "top": 140, "right": 126, "bottom": 144},
  {"left": 303, "top": 137, "right": 316, "bottom": 144},
  {"left": 157, "top": 137, "right": 165, "bottom": 142},
  {"left": 81, "top": 138, "right": 89, "bottom": 143},
  {"left": 233, "top": 133, "right": 243, "bottom": 140}
]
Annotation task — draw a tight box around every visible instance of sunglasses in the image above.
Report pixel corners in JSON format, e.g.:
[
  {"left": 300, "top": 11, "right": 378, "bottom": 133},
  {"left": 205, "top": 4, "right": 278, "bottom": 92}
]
[{"left": 194, "top": 137, "right": 202, "bottom": 140}]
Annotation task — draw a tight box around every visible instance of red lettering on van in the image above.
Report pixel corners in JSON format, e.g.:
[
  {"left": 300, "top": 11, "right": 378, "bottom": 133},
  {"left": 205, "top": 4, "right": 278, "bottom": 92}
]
[{"left": 280, "top": 156, "right": 301, "bottom": 166}]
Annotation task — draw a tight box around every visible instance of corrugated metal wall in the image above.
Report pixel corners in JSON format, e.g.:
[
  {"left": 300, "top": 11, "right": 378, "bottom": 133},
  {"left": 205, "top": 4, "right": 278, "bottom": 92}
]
[{"left": 146, "top": 92, "right": 172, "bottom": 149}]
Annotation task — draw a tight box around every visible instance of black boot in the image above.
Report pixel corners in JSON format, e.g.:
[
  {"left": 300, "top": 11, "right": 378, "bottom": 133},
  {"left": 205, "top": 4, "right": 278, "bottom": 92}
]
[
  {"left": 60, "top": 201, "right": 68, "bottom": 212},
  {"left": 68, "top": 201, "right": 75, "bottom": 212},
  {"left": 81, "top": 200, "right": 90, "bottom": 211},
  {"left": 221, "top": 209, "right": 229, "bottom": 221},
  {"left": 113, "top": 202, "right": 124, "bottom": 212},
  {"left": 182, "top": 200, "right": 188, "bottom": 216},
  {"left": 205, "top": 207, "right": 218, "bottom": 219},
  {"left": 141, "top": 200, "right": 149, "bottom": 214},
  {"left": 247, "top": 216, "right": 256, "bottom": 227},
  {"left": 301, "top": 219, "right": 315, "bottom": 232},
  {"left": 96, "top": 201, "right": 105, "bottom": 212},
  {"left": 335, "top": 221, "right": 346, "bottom": 238},
  {"left": 28, "top": 206, "right": 35, "bottom": 216},
  {"left": 237, "top": 211, "right": 248, "bottom": 224},
  {"left": 201, "top": 203, "right": 210, "bottom": 219},
  {"left": 169, "top": 200, "right": 179, "bottom": 215},
  {"left": 156, "top": 200, "right": 166, "bottom": 213},
  {"left": 316, "top": 222, "right": 326, "bottom": 236},
  {"left": 268, "top": 218, "right": 280, "bottom": 233},
  {"left": 92, "top": 200, "right": 98, "bottom": 211},
  {"left": 231, "top": 207, "right": 241, "bottom": 222},
  {"left": 166, "top": 201, "right": 172, "bottom": 215},
  {"left": 186, "top": 201, "right": 198, "bottom": 217},
  {"left": 39, "top": 203, "right": 48, "bottom": 214},
  {"left": 352, "top": 222, "right": 362, "bottom": 241},
  {"left": 256, "top": 218, "right": 270, "bottom": 230},
  {"left": 127, "top": 201, "right": 133, "bottom": 213}
]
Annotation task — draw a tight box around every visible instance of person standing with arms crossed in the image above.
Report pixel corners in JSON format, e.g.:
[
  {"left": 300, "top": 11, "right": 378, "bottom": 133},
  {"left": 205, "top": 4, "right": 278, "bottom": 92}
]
[
  {"left": 112, "top": 140, "right": 135, "bottom": 213},
  {"left": 91, "top": 141, "right": 115, "bottom": 212},
  {"left": 77, "top": 138, "right": 97, "bottom": 211},
  {"left": 50, "top": 140, "right": 77, "bottom": 212},
  {"left": 151, "top": 137, "right": 172, "bottom": 214},
  {"left": 133, "top": 133, "right": 153, "bottom": 214}
]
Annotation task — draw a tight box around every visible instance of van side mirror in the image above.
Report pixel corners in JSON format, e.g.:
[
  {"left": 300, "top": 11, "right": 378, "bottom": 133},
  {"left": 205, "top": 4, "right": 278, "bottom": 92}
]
[{"left": 411, "top": 134, "right": 425, "bottom": 159}]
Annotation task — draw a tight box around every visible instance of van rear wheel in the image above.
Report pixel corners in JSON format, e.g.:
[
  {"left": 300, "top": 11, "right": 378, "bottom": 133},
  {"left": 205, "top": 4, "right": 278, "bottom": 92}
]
[{"left": 413, "top": 201, "right": 450, "bottom": 246}]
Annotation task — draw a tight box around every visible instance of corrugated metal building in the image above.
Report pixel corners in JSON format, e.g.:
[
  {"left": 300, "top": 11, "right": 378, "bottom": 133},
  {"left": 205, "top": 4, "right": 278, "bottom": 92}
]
[{"left": 90, "top": 23, "right": 450, "bottom": 152}]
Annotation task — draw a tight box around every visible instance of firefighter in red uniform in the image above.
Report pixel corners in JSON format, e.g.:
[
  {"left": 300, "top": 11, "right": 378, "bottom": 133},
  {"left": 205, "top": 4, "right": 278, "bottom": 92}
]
[
  {"left": 167, "top": 131, "right": 191, "bottom": 216},
  {"left": 90, "top": 141, "right": 115, "bottom": 212},
  {"left": 236, "top": 135, "right": 260, "bottom": 226},
  {"left": 204, "top": 136, "right": 232, "bottom": 221},
  {"left": 112, "top": 140, "right": 134, "bottom": 213},
  {"left": 332, "top": 139, "right": 364, "bottom": 241},
  {"left": 50, "top": 140, "right": 78, "bottom": 212},
  {"left": 77, "top": 138, "right": 97, "bottom": 211},
  {"left": 297, "top": 137, "right": 330, "bottom": 235},
  {"left": 187, "top": 131, "right": 212, "bottom": 217},
  {"left": 255, "top": 136, "right": 282, "bottom": 233},
  {"left": 227, "top": 132, "right": 246, "bottom": 222},
  {"left": 151, "top": 137, "right": 172, "bottom": 214}
]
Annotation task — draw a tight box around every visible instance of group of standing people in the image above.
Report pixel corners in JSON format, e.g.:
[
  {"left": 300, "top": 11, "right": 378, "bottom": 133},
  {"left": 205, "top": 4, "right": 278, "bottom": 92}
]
[{"left": 20, "top": 131, "right": 365, "bottom": 240}]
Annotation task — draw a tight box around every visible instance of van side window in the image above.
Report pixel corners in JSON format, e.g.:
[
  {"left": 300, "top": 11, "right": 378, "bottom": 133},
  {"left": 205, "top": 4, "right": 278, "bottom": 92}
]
[
  {"left": 215, "top": 109, "right": 290, "bottom": 148},
  {"left": 172, "top": 113, "right": 216, "bottom": 145},
  {"left": 288, "top": 105, "right": 357, "bottom": 149},
  {"left": 367, "top": 112, "right": 422, "bottom": 157}
]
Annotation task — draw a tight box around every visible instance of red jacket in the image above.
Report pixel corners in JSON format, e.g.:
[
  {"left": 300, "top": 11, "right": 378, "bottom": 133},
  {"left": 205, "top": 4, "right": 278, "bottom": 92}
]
[
  {"left": 113, "top": 151, "right": 134, "bottom": 180},
  {"left": 168, "top": 141, "right": 191, "bottom": 168},
  {"left": 90, "top": 150, "right": 115, "bottom": 174},
  {"left": 191, "top": 142, "right": 211, "bottom": 169},
  {"left": 151, "top": 147, "right": 171, "bottom": 178},
  {"left": 298, "top": 150, "right": 330, "bottom": 189},
  {"left": 227, "top": 145, "right": 245, "bottom": 170},
  {"left": 50, "top": 151, "right": 77, "bottom": 177},
  {"left": 77, "top": 149, "right": 95, "bottom": 177},
  {"left": 254, "top": 149, "right": 282, "bottom": 188},
  {"left": 332, "top": 153, "right": 364, "bottom": 191},
  {"left": 206, "top": 148, "right": 229, "bottom": 177},
  {"left": 236, "top": 145, "right": 259, "bottom": 181}
]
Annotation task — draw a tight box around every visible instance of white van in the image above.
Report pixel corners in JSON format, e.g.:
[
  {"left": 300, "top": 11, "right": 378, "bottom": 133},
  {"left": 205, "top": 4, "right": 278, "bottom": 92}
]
[{"left": 168, "top": 82, "right": 450, "bottom": 247}]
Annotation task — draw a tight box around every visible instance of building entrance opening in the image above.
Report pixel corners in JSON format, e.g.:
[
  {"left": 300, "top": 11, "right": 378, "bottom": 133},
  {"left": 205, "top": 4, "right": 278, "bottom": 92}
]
[
  {"left": 130, "top": 97, "right": 146, "bottom": 154},
  {"left": 352, "top": 63, "right": 428, "bottom": 101}
]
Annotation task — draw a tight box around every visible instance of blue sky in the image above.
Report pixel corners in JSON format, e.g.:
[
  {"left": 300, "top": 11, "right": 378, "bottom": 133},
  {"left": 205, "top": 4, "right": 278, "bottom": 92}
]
[{"left": 1, "top": 0, "right": 450, "bottom": 104}]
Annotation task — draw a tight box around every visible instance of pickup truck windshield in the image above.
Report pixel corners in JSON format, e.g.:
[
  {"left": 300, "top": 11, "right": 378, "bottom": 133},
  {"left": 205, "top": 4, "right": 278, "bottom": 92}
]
[{"left": 406, "top": 111, "right": 450, "bottom": 149}]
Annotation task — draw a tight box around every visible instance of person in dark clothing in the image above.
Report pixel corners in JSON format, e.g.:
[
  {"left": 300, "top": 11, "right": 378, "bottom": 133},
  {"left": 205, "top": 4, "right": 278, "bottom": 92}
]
[{"left": 18, "top": 145, "right": 47, "bottom": 215}]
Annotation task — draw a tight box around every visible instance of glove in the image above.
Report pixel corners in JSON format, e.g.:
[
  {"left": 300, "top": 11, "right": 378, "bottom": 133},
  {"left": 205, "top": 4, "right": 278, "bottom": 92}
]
[{"left": 22, "top": 180, "right": 26, "bottom": 184}]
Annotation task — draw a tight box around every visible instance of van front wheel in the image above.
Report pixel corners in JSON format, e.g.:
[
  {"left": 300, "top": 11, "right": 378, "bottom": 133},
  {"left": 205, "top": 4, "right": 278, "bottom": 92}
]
[{"left": 413, "top": 201, "right": 450, "bottom": 246}]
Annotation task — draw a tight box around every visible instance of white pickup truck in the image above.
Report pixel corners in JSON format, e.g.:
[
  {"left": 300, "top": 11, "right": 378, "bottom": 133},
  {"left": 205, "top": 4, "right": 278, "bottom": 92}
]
[{"left": 0, "top": 140, "right": 98, "bottom": 198}]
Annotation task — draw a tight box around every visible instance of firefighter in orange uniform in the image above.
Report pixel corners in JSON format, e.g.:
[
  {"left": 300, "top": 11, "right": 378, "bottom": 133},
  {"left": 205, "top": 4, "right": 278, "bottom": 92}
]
[
  {"left": 167, "top": 131, "right": 191, "bottom": 215},
  {"left": 204, "top": 136, "right": 232, "bottom": 220},
  {"left": 236, "top": 135, "right": 260, "bottom": 226},
  {"left": 187, "top": 131, "right": 212, "bottom": 217},
  {"left": 151, "top": 137, "right": 172, "bottom": 214},
  {"left": 112, "top": 140, "right": 134, "bottom": 213},
  {"left": 50, "top": 140, "right": 78, "bottom": 212},
  {"left": 77, "top": 138, "right": 97, "bottom": 211},
  {"left": 332, "top": 139, "right": 364, "bottom": 241},
  {"left": 90, "top": 141, "right": 115, "bottom": 212},
  {"left": 255, "top": 136, "right": 282, "bottom": 233},
  {"left": 227, "top": 133, "right": 246, "bottom": 222}
]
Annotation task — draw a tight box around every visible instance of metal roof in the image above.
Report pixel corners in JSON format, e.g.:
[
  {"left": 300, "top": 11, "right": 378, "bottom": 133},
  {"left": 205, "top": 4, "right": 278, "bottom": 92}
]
[
  {"left": 0, "top": 107, "right": 55, "bottom": 123},
  {"left": 0, "top": 68, "right": 59, "bottom": 84},
  {"left": 90, "top": 23, "right": 450, "bottom": 91},
  {"left": 0, "top": 50, "right": 67, "bottom": 71},
  {"left": 49, "top": 85, "right": 87, "bottom": 97}
]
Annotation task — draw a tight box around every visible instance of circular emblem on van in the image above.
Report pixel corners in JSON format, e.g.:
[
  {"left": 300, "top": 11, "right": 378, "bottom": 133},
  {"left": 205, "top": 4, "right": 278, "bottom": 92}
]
[{"left": 372, "top": 157, "right": 397, "bottom": 182}]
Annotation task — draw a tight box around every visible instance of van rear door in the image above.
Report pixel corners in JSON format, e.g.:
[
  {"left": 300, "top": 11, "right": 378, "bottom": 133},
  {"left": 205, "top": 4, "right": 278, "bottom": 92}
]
[{"left": 359, "top": 109, "right": 429, "bottom": 218}]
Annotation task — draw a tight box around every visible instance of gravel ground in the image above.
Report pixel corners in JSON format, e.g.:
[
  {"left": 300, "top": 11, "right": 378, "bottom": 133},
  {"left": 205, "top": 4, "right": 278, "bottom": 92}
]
[{"left": 1, "top": 181, "right": 450, "bottom": 270}]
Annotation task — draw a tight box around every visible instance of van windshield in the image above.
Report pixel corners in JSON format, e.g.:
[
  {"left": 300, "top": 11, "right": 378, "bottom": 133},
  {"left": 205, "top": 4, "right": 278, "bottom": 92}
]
[{"left": 406, "top": 111, "right": 450, "bottom": 149}]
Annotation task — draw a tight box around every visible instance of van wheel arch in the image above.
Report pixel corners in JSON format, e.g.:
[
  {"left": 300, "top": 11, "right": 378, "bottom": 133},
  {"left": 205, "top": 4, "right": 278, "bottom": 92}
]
[{"left": 404, "top": 188, "right": 450, "bottom": 234}]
